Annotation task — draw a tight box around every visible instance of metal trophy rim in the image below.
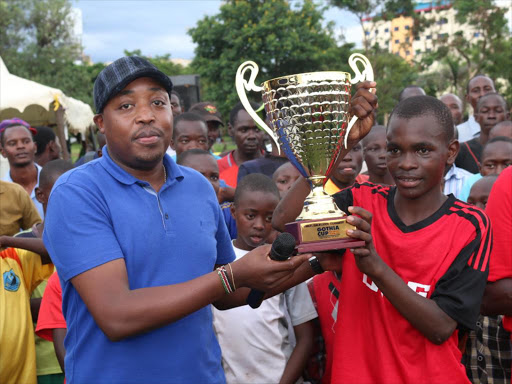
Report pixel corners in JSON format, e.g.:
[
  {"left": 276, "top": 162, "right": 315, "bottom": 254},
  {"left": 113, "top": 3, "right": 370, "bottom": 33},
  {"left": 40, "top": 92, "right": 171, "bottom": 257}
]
[{"left": 262, "top": 71, "right": 352, "bottom": 89}]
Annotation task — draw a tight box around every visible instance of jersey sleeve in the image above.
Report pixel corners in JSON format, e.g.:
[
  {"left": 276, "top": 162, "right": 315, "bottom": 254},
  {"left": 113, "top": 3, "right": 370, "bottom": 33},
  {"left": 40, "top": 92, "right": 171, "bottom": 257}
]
[
  {"left": 36, "top": 272, "right": 66, "bottom": 341},
  {"left": 485, "top": 167, "right": 512, "bottom": 282},
  {"left": 430, "top": 209, "right": 492, "bottom": 330},
  {"left": 285, "top": 281, "right": 318, "bottom": 326},
  {"left": 332, "top": 187, "right": 354, "bottom": 213},
  {"left": 17, "top": 249, "right": 54, "bottom": 294}
]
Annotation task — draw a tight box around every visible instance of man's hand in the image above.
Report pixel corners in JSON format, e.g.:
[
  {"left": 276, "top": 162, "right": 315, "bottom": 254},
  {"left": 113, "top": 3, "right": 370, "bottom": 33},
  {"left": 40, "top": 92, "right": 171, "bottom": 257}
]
[
  {"left": 231, "top": 244, "right": 311, "bottom": 292},
  {"left": 347, "top": 81, "right": 378, "bottom": 146},
  {"left": 345, "top": 206, "right": 384, "bottom": 277}
]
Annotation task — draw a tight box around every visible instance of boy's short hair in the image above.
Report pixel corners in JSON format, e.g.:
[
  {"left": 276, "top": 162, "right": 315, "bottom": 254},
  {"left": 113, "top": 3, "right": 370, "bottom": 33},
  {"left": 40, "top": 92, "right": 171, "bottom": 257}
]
[
  {"left": 234, "top": 173, "right": 280, "bottom": 206},
  {"left": 173, "top": 112, "right": 207, "bottom": 140},
  {"left": 388, "top": 95, "right": 454, "bottom": 142},
  {"left": 483, "top": 136, "right": 512, "bottom": 152},
  {"left": 475, "top": 92, "right": 507, "bottom": 113},
  {"left": 229, "top": 101, "right": 262, "bottom": 127},
  {"left": 33, "top": 126, "right": 56, "bottom": 156},
  {"left": 39, "top": 159, "right": 73, "bottom": 189},
  {"left": 176, "top": 148, "right": 213, "bottom": 166}
]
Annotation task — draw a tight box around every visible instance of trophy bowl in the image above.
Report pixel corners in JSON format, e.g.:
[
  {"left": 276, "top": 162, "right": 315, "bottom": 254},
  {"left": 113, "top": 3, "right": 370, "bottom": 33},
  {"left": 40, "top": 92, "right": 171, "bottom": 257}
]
[{"left": 236, "top": 54, "right": 373, "bottom": 252}]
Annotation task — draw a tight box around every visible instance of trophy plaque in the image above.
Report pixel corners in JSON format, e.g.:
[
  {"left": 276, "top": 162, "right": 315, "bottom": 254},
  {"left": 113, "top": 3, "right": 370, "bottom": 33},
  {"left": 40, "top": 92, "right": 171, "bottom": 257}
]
[{"left": 236, "top": 54, "right": 374, "bottom": 253}]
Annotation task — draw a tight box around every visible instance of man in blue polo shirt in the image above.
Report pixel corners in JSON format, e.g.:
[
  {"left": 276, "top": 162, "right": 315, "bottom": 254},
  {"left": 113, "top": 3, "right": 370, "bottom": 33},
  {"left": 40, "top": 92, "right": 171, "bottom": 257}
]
[{"left": 42, "top": 57, "right": 311, "bottom": 384}]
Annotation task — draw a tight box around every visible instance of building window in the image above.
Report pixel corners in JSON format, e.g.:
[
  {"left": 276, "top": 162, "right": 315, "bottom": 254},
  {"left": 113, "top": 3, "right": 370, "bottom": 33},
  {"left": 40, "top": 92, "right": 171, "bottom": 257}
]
[
  {"left": 406, "top": 50, "right": 410, "bottom": 55},
  {"left": 474, "top": 32, "right": 480, "bottom": 37},
  {"left": 437, "top": 18, "right": 448, "bottom": 25},
  {"left": 385, "top": 28, "right": 389, "bottom": 32},
  {"left": 394, "top": 26, "right": 399, "bottom": 31},
  {"left": 426, "top": 35, "right": 432, "bottom": 39},
  {"left": 438, "top": 33, "right": 448, "bottom": 39},
  {"left": 415, "top": 36, "right": 420, "bottom": 41},
  {"left": 415, "top": 49, "right": 421, "bottom": 54},
  {"left": 365, "top": 31, "right": 370, "bottom": 35},
  {"left": 405, "top": 25, "right": 410, "bottom": 30},
  {"left": 405, "top": 37, "right": 410, "bottom": 42},
  {"left": 426, "top": 48, "right": 432, "bottom": 52},
  {"left": 395, "top": 39, "right": 400, "bottom": 44}
]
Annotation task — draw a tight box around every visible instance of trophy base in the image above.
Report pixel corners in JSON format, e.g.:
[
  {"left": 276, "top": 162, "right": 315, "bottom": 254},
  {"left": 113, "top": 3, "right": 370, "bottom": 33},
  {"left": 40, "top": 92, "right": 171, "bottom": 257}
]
[{"left": 285, "top": 216, "right": 365, "bottom": 253}]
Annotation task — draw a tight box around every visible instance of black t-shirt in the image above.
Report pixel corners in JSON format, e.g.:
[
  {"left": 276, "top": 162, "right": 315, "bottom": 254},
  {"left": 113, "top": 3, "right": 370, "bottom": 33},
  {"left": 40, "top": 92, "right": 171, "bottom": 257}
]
[{"left": 455, "top": 138, "right": 482, "bottom": 174}]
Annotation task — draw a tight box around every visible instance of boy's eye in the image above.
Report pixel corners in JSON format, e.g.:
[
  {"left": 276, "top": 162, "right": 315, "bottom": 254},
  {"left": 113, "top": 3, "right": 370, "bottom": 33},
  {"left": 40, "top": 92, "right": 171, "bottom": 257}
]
[
  {"left": 418, "top": 148, "right": 429, "bottom": 155},
  {"left": 266, "top": 215, "right": 273, "bottom": 222},
  {"left": 210, "top": 175, "right": 219, "bottom": 181},
  {"left": 153, "top": 100, "right": 165, "bottom": 106},
  {"left": 245, "top": 214, "right": 255, "bottom": 220},
  {"left": 180, "top": 139, "right": 189, "bottom": 144},
  {"left": 120, "top": 104, "right": 132, "bottom": 110},
  {"left": 387, "top": 148, "right": 399, "bottom": 155},
  {"left": 277, "top": 179, "right": 287, "bottom": 184},
  {"left": 485, "top": 163, "right": 495, "bottom": 169}
]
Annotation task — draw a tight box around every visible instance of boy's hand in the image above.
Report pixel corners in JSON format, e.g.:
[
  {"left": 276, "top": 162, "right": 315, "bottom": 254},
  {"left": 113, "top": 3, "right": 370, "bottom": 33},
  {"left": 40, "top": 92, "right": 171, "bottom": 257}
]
[
  {"left": 232, "top": 244, "right": 311, "bottom": 291},
  {"left": 345, "top": 206, "right": 384, "bottom": 277},
  {"left": 347, "top": 81, "right": 378, "bottom": 146}
]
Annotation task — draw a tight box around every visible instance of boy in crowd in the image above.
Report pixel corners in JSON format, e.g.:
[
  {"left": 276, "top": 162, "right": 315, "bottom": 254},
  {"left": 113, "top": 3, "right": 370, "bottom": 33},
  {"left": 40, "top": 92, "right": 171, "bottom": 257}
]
[
  {"left": 273, "top": 161, "right": 301, "bottom": 198},
  {"left": 489, "top": 120, "right": 512, "bottom": 139},
  {"left": 440, "top": 93, "right": 464, "bottom": 126},
  {"left": 213, "top": 174, "right": 317, "bottom": 384},
  {"left": 33, "top": 126, "right": 61, "bottom": 167},
  {"left": 170, "top": 112, "right": 209, "bottom": 159},
  {"left": 457, "top": 75, "right": 496, "bottom": 143},
  {"left": 190, "top": 102, "right": 225, "bottom": 154},
  {"left": 170, "top": 91, "right": 183, "bottom": 118},
  {"left": 361, "top": 125, "right": 394, "bottom": 185},
  {"left": 218, "top": 102, "right": 263, "bottom": 188},
  {"left": 177, "top": 149, "right": 237, "bottom": 239},
  {"left": 481, "top": 167, "right": 512, "bottom": 381},
  {"left": 459, "top": 136, "right": 512, "bottom": 202},
  {"left": 0, "top": 118, "right": 44, "bottom": 217},
  {"left": 467, "top": 175, "right": 498, "bottom": 210},
  {"left": 324, "top": 143, "right": 368, "bottom": 194},
  {"left": 456, "top": 93, "right": 509, "bottom": 173},
  {"left": 274, "top": 96, "right": 491, "bottom": 383},
  {"left": 4, "top": 160, "right": 72, "bottom": 384}
]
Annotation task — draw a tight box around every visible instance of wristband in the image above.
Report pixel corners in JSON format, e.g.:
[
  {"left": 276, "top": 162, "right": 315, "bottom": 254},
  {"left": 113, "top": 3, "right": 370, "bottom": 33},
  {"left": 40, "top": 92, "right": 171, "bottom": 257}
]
[{"left": 308, "top": 256, "right": 324, "bottom": 275}]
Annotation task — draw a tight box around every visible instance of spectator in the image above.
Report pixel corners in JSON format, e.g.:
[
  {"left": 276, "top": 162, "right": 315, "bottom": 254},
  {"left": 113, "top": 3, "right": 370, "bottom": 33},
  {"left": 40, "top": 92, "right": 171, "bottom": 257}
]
[
  {"left": 324, "top": 143, "right": 368, "bottom": 194},
  {"left": 170, "top": 90, "right": 183, "bottom": 118},
  {"left": 170, "top": 112, "right": 209, "bottom": 158},
  {"left": 0, "top": 118, "right": 44, "bottom": 217},
  {"left": 361, "top": 125, "right": 394, "bottom": 185},
  {"left": 398, "top": 85, "right": 426, "bottom": 101},
  {"left": 467, "top": 174, "right": 498, "bottom": 210},
  {"left": 218, "top": 101, "right": 263, "bottom": 188},
  {"left": 73, "top": 132, "right": 106, "bottom": 167},
  {"left": 455, "top": 92, "right": 509, "bottom": 174},
  {"left": 190, "top": 101, "right": 225, "bottom": 154},
  {"left": 440, "top": 93, "right": 464, "bottom": 126},
  {"left": 489, "top": 120, "right": 512, "bottom": 139},
  {"left": 457, "top": 75, "right": 496, "bottom": 143},
  {"left": 213, "top": 174, "right": 316, "bottom": 384},
  {"left": 458, "top": 136, "right": 512, "bottom": 202},
  {"left": 33, "top": 126, "right": 61, "bottom": 166},
  {"left": 273, "top": 162, "right": 300, "bottom": 198}
]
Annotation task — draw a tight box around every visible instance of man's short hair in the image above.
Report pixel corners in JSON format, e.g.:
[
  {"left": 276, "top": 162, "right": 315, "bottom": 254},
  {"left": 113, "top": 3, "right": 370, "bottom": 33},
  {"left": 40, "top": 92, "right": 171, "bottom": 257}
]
[
  {"left": 0, "top": 118, "right": 36, "bottom": 146},
  {"left": 176, "top": 148, "right": 213, "bottom": 165},
  {"left": 229, "top": 101, "right": 261, "bottom": 127},
  {"left": 234, "top": 173, "right": 280, "bottom": 206},
  {"left": 466, "top": 74, "right": 495, "bottom": 94},
  {"left": 398, "top": 85, "right": 425, "bottom": 101},
  {"left": 388, "top": 95, "right": 454, "bottom": 142},
  {"left": 173, "top": 112, "right": 207, "bottom": 140},
  {"left": 475, "top": 92, "right": 507, "bottom": 113},
  {"left": 39, "top": 159, "right": 73, "bottom": 189},
  {"left": 483, "top": 136, "right": 512, "bottom": 152},
  {"left": 33, "top": 126, "right": 56, "bottom": 156}
]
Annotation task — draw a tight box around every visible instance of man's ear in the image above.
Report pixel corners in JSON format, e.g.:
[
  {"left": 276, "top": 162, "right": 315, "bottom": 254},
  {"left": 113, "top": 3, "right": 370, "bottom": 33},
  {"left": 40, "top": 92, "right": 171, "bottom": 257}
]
[
  {"left": 170, "top": 138, "right": 176, "bottom": 150},
  {"left": 93, "top": 114, "right": 105, "bottom": 134},
  {"left": 227, "top": 124, "right": 234, "bottom": 138},
  {"left": 446, "top": 139, "right": 459, "bottom": 167}
]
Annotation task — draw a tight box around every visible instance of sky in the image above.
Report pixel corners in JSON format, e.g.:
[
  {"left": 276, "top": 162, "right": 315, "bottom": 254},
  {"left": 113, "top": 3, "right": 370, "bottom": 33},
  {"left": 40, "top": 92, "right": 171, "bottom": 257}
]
[{"left": 73, "top": 0, "right": 363, "bottom": 63}]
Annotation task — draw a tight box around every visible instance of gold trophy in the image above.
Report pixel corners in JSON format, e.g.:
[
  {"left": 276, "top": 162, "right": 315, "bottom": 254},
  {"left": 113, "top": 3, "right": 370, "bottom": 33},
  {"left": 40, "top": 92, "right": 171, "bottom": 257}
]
[{"left": 236, "top": 54, "right": 374, "bottom": 252}]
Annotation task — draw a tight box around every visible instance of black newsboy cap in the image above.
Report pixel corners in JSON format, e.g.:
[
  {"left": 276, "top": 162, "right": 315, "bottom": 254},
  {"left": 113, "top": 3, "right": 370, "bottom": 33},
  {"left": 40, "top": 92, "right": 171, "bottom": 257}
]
[{"left": 93, "top": 56, "right": 174, "bottom": 113}]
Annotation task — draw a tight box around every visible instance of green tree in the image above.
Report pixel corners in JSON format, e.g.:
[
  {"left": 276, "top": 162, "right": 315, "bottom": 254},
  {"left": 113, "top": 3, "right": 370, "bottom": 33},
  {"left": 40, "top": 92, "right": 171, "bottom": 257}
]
[
  {"left": 123, "top": 50, "right": 193, "bottom": 77},
  {"left": 189, "top": 0, "right": 353, "bottom": 118}
]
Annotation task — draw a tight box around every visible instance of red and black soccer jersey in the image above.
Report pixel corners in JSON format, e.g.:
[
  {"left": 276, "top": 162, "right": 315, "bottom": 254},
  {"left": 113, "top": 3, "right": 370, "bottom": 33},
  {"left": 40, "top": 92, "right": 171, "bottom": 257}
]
[{"left": 330, "top": 182, "right": 492, "bottom": 384}]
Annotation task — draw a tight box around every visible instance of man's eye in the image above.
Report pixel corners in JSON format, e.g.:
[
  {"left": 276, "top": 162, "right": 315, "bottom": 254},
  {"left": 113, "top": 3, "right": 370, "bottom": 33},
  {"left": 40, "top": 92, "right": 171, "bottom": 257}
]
[
  {"left": 418, "top": 148, "right": 429, "bottom": 155},
  {"left": 120, "top": 104, "right": 132, "bottom": 110},
  {"left": 246, "top": 214, "right": 255, "bottom": 220},
  {"left": 211, "top": 176, "right": 219, "bottom": 181},
  {"left": 153, "top": 100, "right": 165, "bottom": 106},
  {"left": 387, "top": 148, "right": 399, "bottom": 155},
  {"left": 486, "top": 164, "right": 495, "bottom": 168},
  {"left": 180, "top": 139, "right": 189, "bottom": 144}
]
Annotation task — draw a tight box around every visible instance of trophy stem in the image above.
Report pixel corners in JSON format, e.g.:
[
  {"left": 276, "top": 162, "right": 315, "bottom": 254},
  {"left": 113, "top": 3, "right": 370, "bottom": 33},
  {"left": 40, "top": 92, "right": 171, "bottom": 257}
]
[{"left": 296, "top": 179, "right": 347, "bottom": 221}]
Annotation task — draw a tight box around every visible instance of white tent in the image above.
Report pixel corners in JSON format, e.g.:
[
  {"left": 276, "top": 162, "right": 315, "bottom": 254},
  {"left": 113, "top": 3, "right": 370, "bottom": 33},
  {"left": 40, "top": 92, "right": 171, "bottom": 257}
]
[{"left": 0, "top": 56, "right": 94, "bottom": 135}]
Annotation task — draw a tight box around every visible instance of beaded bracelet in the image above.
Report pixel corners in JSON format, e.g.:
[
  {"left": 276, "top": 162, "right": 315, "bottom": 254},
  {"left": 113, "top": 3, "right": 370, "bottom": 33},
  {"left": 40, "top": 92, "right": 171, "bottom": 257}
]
[{"left": 217, "top": 266, "right": 235, "bottom": 294}]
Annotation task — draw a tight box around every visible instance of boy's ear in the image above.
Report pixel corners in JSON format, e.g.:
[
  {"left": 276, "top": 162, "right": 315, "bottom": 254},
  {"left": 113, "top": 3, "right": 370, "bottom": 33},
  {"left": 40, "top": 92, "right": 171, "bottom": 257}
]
[
  {"left": 446, "top": 139, "right": 459, "bottom": 167},
  {"left": 230, "top": 204, "right": 236, "bottom": 218},
  {"left": 170, "top": 138, "right": 176, "bottom": 150},
  {"left": 35, "top": 187, "right": 46, "bottom": 205},
  {"left": 227, "top": 124, "right": 234, "bottom": 138}
]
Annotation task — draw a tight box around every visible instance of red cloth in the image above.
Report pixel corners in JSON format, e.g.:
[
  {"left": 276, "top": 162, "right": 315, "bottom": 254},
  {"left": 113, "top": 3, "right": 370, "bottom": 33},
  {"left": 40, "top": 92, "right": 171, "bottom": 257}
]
[
  {"left": 311, "top": 272, "right": 342, "bottom": 384},
  {"left": 217, "top": 151, "right": 239, "bottom": 188},
  {"left": 485, "top": 166, "right": 512, "bottom": 334},
  {"left": 35, "top": 272, "right": 66, "bottom": 341},
  {"left": 331, "top": 183, "right": 491, "bottom": 384}
]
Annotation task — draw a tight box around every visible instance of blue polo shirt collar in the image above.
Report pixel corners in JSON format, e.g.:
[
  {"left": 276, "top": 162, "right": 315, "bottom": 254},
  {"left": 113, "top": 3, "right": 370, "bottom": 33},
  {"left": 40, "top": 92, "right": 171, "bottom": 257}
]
[{"left": 100, "top": 146, "right": 184, "bottom": 187}]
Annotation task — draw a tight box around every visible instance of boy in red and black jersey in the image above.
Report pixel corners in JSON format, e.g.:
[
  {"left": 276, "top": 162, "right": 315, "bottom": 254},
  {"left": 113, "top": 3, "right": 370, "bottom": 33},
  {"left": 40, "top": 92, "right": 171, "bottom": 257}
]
[{"left": 274, "top": 95, "right": 492, "bottom": 384}]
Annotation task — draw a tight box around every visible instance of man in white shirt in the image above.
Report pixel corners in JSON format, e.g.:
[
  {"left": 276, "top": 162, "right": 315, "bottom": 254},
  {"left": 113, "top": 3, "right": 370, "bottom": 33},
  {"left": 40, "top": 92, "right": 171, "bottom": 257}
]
[{"left": 457, "top": 75, "right": 495, "bottom": 143}]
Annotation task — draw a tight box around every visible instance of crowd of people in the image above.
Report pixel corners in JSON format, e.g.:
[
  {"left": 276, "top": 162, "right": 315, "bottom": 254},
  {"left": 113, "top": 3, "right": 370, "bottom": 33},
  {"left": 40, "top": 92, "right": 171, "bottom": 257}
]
[{"left": 0, "top": 55, "right": 511, "bottom": 384}]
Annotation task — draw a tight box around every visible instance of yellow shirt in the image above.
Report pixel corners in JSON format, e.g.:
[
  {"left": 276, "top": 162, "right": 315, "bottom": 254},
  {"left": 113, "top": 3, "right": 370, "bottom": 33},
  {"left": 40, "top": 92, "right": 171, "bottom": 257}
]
[
  {"left": 0, "top": 248, "right": 54, "bottom": 384},
  {"left": 0, "top": 181, "right": 41, "bottom": 237}
]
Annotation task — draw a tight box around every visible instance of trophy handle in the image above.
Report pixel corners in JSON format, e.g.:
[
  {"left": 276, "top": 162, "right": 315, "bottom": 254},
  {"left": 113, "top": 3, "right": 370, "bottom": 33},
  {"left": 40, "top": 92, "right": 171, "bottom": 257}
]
[
  {"left": 235, "top": 61, "right": 281, "bottom": 153},
  {"left": 344, "top": 53, "right": 375, "bottom": 148}
]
